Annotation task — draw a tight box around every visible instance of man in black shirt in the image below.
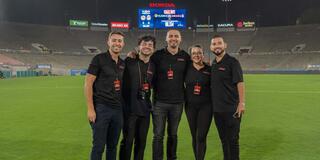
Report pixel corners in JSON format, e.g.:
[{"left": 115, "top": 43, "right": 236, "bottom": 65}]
[
  {"left": 84, "top": 31, "right": 125, "bottom": 160},
  {"left": 151, "top": 29, "right": 190, "bottom": 160},
  {"left": 119, "top": 35, "right": 156, "bottom": 160},
  {"left": 210, "top": 35, "right": 245, "bottom": 160}
]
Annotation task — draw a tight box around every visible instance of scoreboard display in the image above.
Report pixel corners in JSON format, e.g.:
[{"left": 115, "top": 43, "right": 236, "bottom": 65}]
[{"left": 138, "top": 9, "right": 186, "bottom": 29}]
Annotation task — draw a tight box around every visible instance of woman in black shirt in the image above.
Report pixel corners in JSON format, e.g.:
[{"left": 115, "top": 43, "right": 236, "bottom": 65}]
[{"left": 185, "top": 44, "right": 212, "bottom": 160}]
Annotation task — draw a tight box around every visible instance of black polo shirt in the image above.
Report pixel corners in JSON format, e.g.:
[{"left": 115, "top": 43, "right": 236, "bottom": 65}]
[
  {"left": 87, "top": 51, "right": 125, "bottom": 108},
  {"left": 151, "top": 48, "right": 190, "bottom": 104},
  {"left": 211, "top": 53, "right": 243, "bottom": 112},
  {"left": 185, "top": 63, "right": 211, "bottom": 106},
  {"left": 122, "top": 57, "right": 155, "bottom": 116}
]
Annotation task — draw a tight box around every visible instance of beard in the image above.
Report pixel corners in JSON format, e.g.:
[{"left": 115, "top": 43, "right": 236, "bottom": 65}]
[
  {"left": 168, "top": 40, "right": 179, "bottom": 49},
  {"left": 110, "top": 46, "right": 122, "bottom": 54},
  {"left": 170, "top": 45, "right": 178, "bottom": 49},
  {"left": 139, "top": 47, "right": 153, "bottom": 56},
  {"left": 140, "top": 51, "right": 151, "bottom": 57},
  {"left": 213, "top": 48, "right": 224, "bottom": 56}
]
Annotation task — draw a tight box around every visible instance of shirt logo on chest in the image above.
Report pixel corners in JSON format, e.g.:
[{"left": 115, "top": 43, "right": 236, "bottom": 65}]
[
  {"left": 119, "top": 65, "right": 125, "bottom": 70},
  {"left": 177, "top": 58, "right": 185, "bottom": 62},
  {"left": 202, "top": 71, "right": 211, "bottom": 75},
  {"left": 218, "top": 67, "right": 226, "bottom": 71}
]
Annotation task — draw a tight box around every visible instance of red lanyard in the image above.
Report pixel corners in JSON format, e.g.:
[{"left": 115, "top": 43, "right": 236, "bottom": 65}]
[{"left": 138, "top": 61, "right": 150, "bottom": 91}]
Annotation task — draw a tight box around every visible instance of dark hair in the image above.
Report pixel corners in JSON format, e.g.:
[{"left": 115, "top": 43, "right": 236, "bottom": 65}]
[
  {"left": 107, "top": 31, "right": 125, "bottom": 39},
  {"left": 188, "top": 44, "right": 203, "bottom": 54},
  {"left": 138, "top": 35, "right": 156, "bottom": 48},
  {"left": 212, "top": 34, "right": 224, "bottom": 40}
]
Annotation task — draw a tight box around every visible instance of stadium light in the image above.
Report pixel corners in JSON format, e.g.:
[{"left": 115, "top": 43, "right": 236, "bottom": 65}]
[
  {"left": 222, "top": 0, "right": 232, "bottom": 22},
  {"left": 95, "top": 0, "right": 99, "bottom": 21}
]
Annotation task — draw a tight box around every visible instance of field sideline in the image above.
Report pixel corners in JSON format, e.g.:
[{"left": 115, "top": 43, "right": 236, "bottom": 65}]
[{"left": 1, "top": 75, "right": 320, "bottom": 160}]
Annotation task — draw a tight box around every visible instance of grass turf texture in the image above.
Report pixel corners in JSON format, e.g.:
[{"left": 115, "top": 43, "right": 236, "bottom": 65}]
[{"left": 0, "top": 75, "right": 320, "bottom": 160}]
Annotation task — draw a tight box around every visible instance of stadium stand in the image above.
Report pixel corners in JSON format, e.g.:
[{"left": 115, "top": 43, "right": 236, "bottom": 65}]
[{"left": 1, "top": 21, "right": 320, "bottom": 75}]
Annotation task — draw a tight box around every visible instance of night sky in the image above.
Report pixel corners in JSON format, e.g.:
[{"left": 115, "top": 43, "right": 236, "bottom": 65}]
[{"left": 0, "top": 0, "right": 319, "bottom": 27}]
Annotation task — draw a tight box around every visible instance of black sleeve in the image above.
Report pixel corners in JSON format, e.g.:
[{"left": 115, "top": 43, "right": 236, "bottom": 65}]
[
  {"left": 185, "top": 52, "right": 191, "bottom": 64},
  {"left": 124, "top": 57, "right": 131, "bottom": 63},
  {"left": 231, "top": 59, "right": 244, "bottom": 84},
  {"left": 150, "top": 52, "right": 159, "bottom": 66},
  {"left": 207, "top": 65, "right": 212, "bottom": 85},
  {"left": 150, "top": 52, "right": 159, "bottom": 86},
  {"left": 87, "top": 55, "right": 100, "bottom": 76},
  {"left": 150, "top": 54, "right": 158, "bottom": 103},
  {"left": 147, "top": 61, "right": 155, "bottom": 86},
  {"left": 122, "top": 57, "right": 132, "bottom": 93},
  {"left": 184, "top": 52, "right": 191, "bottom": 79},
  {"left": 122, "top": 60, "right": 131, "bottom": 106}
]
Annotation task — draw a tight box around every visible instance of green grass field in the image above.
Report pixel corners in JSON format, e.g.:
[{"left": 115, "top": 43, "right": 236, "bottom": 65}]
[{"left": 1, "top": 75, "right": 320, "bottom": 160}]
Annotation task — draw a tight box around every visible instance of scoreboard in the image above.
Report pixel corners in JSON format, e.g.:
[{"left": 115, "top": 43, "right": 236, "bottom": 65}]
[{"left": 138, "top": 9, "right": 186, "bottom": 29}]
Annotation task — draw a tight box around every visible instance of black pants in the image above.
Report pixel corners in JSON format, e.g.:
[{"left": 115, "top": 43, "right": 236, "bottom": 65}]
[
  {"left": 119, "top": 114, "right": 150, "bottom": 160},
  {"left": 185, "top": 103, "right": 212, "bottom": 160},
  {"left": 152, "top": 101, "right": 183, "bottom": 160},
  {"left": 90, "top": 104, "right": 123, "bottom": 160},
  {"left": 213, "top": 112, "right": 241, "bottom": 160}
]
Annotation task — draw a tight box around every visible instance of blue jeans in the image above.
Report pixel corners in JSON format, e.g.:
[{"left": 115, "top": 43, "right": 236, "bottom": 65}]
[
  {"left": 90, "top": 104, "right": 123, "bottom": 160},
  {"left": 152, "top": 101, "right": 183, "bottom": 160}
]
